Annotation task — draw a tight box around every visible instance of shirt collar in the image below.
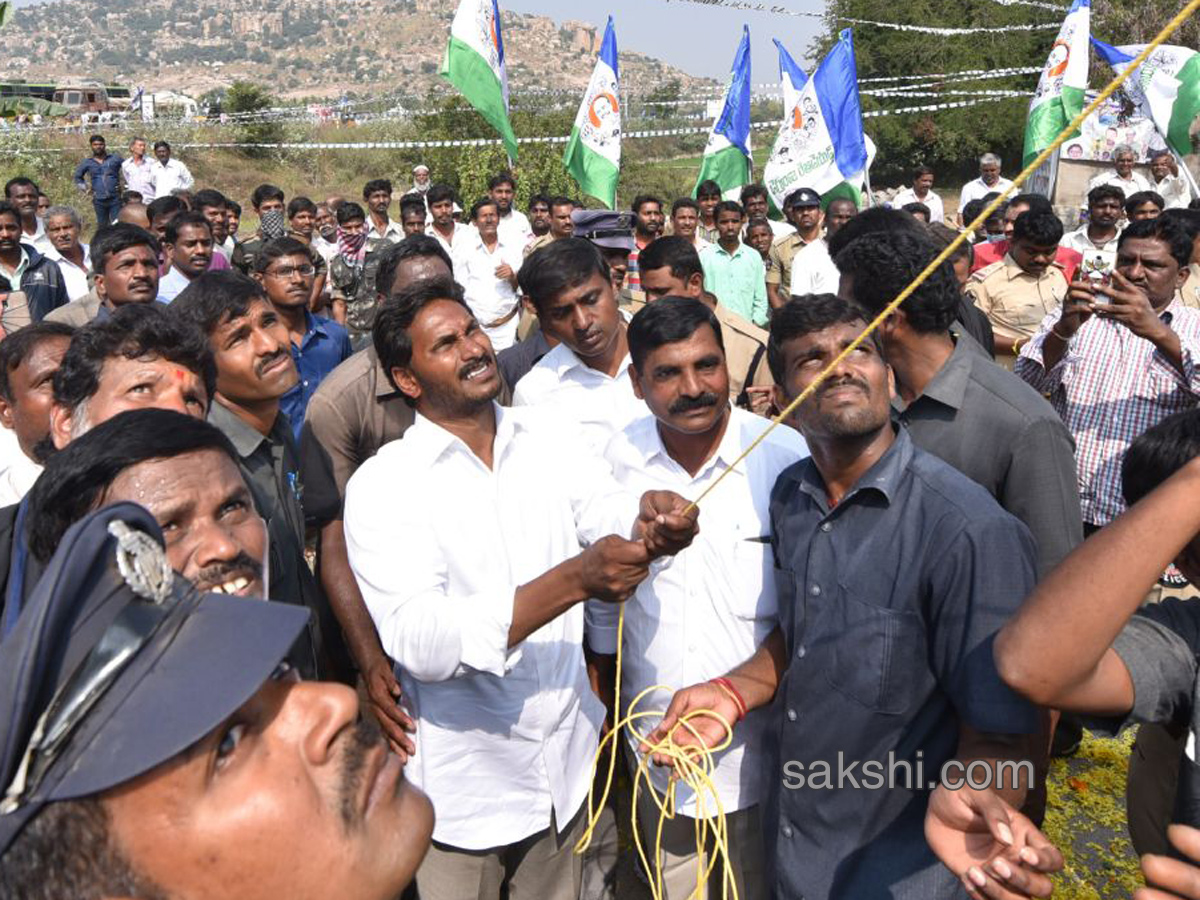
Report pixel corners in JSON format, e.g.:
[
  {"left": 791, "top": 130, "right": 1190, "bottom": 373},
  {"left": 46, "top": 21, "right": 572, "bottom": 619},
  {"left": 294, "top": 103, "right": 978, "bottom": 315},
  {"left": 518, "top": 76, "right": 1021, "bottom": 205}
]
[
  {"left": 639, "top": 406, "right": 745, "bottom": 479},
  {"left": 406, "top": 402, "right": 520, "bottom": 468},
  {"left": 909, "top": 337, "right": 972, "bottom": 412},
  {"left": 544, "top": 341, "right": 631, "bottom": 381},
  {"left": 792, "top": 426, "right": 913, "bottom": 511},
  {"left": 208, "top": 400, "right": 279, "bottom": 458}
]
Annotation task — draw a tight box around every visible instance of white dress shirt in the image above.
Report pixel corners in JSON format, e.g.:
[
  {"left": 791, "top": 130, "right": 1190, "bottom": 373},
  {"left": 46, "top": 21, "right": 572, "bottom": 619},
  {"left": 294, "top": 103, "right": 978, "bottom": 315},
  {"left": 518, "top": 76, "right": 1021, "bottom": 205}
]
[
  {"left": 344, "top": 404, "right": 637, "bottom": 849},
  {"left": 451, "top": 233, "right": 524, "bottom": 350},
  {"left": 1154, "top": 173, "right": 1194, "bottom": 209},
  {"left": 120, "top": 155, "right": 157, "bottom": 199},
  {"left": 958, "top": 176, "right": 1015, "bottom": 212},
  {"left": 0, "top": 426, "right": 40, "bottom": 506},
  {"left": 498, "top": 208, "right": 533, "bottom": 247},
  {"left": 22, "top": 219, "right": 52, "bottom": 255},
  {"left": 594, "top": 408, "right": 807, "bottom": 815},
  {"left": 1060, "top": 224, "right": 1122, "bottom": 276},
  {"left": 150, "top": 158, "right": 194, "bottom": 199},
  {"left": 513, "top": 341, "right": 646, "bottom": 454},
  {"left": 892, "top": 186, "right": 946, "bottom": 223},
  {"left": 789, "top": 238, "right": 841, "bottom": 296},
  {"left": 45, "top": 245, "right": 91, "bottom": 301},
  {"left": 311, "top": 234, "right": 338, "bottom": 265},
  {"left": 430, "top": 222, "right": 469, "bottom": 257},
  {"left": 1087, "top": 169, "right": 1152, "bottom": 200},
  {"left": 156, "top": 265, "right": 192, "bottom": 304}
]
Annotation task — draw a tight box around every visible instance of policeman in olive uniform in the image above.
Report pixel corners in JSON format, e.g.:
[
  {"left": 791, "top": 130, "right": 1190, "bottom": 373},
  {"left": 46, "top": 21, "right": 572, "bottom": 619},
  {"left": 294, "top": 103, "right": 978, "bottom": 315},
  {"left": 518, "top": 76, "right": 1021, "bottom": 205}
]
[
  {"left": 966, "top": 255, "right": 1068, "bottom": 365},
  {"left": 766, "top": 189, "right": 819, "bottom": 310}
]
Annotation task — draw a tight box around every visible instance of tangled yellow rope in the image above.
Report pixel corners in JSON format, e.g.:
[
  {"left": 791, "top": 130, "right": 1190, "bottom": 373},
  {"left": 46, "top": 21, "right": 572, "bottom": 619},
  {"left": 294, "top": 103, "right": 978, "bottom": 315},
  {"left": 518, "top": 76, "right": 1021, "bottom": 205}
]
[{"left": 574, "top": 4, "right": 1200, "bottom": 896}]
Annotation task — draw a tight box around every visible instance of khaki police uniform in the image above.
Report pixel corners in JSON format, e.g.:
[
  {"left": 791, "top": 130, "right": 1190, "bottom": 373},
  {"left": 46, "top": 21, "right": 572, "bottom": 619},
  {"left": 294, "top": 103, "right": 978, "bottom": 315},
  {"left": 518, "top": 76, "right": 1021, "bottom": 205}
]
[
  {"left": 766, "top": 233, "right": 810, "bottom": 297},
  {"left": 966, "top": 254, "right": 1068, "bottom": 362}
]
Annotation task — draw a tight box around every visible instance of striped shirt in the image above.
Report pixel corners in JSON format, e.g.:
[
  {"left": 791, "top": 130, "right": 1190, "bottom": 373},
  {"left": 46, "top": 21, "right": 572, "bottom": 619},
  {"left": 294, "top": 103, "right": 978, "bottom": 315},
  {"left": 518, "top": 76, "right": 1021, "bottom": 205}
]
[{"left": 1016, "top": 299, "right": 1200, "bottom": 526}]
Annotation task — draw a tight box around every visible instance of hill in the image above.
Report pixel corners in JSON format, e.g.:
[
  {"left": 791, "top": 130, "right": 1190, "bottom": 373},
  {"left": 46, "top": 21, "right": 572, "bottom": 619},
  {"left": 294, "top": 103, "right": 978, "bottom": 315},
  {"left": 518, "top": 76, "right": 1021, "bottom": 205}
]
[{"left": 1, "top": 0, "right": 713, "bottom": 100}]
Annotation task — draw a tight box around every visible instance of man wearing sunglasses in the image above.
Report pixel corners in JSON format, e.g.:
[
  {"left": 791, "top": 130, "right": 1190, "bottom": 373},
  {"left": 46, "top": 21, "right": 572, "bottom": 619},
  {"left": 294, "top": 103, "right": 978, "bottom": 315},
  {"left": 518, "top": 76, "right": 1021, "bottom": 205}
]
[
  {"left": 0, "top": 503, "right": 434, "bottom": 900},
  {"left": 254, "top": 237, "right": 352, "bottom": 443}
]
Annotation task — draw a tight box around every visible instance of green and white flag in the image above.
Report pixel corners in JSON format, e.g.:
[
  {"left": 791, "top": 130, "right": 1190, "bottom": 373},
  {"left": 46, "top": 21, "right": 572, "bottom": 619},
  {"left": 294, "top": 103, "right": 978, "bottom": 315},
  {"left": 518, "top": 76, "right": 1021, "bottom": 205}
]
[
  {"left": 441, "top": 0, "right": 518, "bottom": 161},
  {"left": 563, "top": 18, "right": 620, "bottom": 208},
  {"left": 1094, "top": 38, "right": 1200, "bottom": 159},
  {"left": 1022, "top": 0, "right": 1089, "bottom": 167},
  {"left": 694, "top": 26, "right": 752, "bottom": 200}
]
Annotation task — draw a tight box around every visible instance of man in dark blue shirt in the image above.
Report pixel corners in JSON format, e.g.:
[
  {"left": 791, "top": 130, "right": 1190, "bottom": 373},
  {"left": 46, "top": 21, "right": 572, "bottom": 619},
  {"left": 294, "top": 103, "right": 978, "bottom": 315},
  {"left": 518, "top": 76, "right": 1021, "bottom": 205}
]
[
  {"left": 72, "top": 134, "right": 123, "bottom": 226},
  {"left": 647, "top": 295, "right": 1062, "bottom": 899}
]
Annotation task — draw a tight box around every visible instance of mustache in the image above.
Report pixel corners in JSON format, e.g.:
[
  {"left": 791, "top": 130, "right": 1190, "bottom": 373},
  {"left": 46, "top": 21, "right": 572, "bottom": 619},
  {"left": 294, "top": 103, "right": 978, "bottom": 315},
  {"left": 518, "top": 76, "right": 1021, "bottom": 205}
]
[
  {"left": 255, "top": 350, "right": 289, "bottom": 377},
  {"left": 457, "top": 354, "right": 493, "bottom": 379},
  {"left": 195, "top": 553, "right": 264, "bottom": 591},
  {"left": 338, "top": 717, "right": 386, "bottom": 828},
  {"left": 816, "top": 375, "right": 870, "bottom": 400},
  {"left": 669, "top": 392, "right": 720, "bottom": 415}
]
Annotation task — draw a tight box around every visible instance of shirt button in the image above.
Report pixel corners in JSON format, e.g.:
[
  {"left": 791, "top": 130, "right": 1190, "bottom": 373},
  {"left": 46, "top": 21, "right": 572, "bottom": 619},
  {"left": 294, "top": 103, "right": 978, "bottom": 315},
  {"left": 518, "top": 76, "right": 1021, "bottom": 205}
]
[
  {"left": 820, "top": 522, "right": 832, "bottom": 533},
  {"left": 796, "top": 645, "right": 806, "bottom": 659},
  {"left": 782, "top": 824, "right": 794, "bottom": 838},
  {"left": 809, "top": 584, "right": 821, "bottom": 596},
  {"left": 786, "top": 708, "right": 797, "bottom": 722}
]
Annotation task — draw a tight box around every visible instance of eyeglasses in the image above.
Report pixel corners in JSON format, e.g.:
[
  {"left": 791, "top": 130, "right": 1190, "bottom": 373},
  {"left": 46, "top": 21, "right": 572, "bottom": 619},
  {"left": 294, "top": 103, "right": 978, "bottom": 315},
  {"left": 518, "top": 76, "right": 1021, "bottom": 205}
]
[{"left": 266, "top": 264, "right": 315, "bottom": 279}]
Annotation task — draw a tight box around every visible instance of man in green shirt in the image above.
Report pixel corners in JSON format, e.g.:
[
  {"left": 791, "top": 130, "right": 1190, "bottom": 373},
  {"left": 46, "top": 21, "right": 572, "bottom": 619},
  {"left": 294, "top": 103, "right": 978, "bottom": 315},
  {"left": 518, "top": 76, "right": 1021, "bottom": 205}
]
[{"left": 699, "top": 201, "right": 768, "bottom": 327}]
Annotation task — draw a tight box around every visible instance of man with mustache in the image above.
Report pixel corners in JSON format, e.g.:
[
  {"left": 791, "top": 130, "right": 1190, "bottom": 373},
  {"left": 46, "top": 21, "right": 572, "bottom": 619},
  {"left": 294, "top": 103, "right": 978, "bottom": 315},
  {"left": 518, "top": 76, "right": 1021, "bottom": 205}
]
[
  {"left": 647, "top": 294, "right": 1059, "bottom": 899},
  {"left": 594, "top": 297, "right": 806, "bottom": 900},
  {"left": 156, "top": 212, "right": 215, "bottom": 304},
  {"left": 171, "top": 272, "right": 343, "bottom": 680},
  {"left": 343, "top": 277, "right": 697, "bottom": 900},
  {"left": 513, "top": 238, "right": 644, "bottom": 453},
  {"left": 0, "top": 504, "right": 434, "bottom": 900},
  {"left": 46, "top": 225, "right": 161, "bottom": 327}
]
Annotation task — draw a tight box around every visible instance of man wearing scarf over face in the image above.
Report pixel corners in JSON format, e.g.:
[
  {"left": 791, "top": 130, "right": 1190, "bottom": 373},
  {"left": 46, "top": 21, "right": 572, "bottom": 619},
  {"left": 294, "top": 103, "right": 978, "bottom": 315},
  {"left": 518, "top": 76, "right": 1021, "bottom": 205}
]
[
  {"left": 232, "top": 184, "right": 288, "bottom": 276},
  {"left": 329, "top": 202, "right": 390, "bottom": 349}
]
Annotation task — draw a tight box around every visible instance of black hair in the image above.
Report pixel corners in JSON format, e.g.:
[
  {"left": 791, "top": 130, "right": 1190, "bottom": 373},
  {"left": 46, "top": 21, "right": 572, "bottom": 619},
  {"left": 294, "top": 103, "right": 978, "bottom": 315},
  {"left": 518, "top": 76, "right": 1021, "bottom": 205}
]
[
  {"left": 120, "top": 190, "right": 143, "bottom": 206},
  {"left": 250, "top": 183, "right": 285, "bottom": 209},
  {"left": 254, "top": 236, "right": 314, "bottom": 274},
  {"left": 827, "top": 205, "right": 927, "bottom": 260},
  {"left": 53, "top": 304, "right": 217, "bottom": 412},
  {"left": 153, "top": 140, "right": 171, "bottom": 152},
  {"left": 470, "top": 197, "right": 499, "bottom": 221},
  {"left": 399, "top": 197, "right": 427, "bottom": 219},
  {"left": 696, "top": 180, "right": 722, "bottom": 201},
  {"left": 768, "top": 294, "right": 878, "bottom": 384},
  {"left": 0, "top": 321, "right": 75, "bottom": 402},
  {"left": 1007, "top": 192, "right": 1053, "bottom": 214},
  {"left": 287, "top": 196, "right": 318, "bottom": 219},
  {"left": 714, "top": 200, "right": 743, "bottom": 220},
  {"left": 632, "top": 194, "right": 663, "bottom": 215},
  {"left": 912, "top": 164, "right": 934, "bottom": 180},
  {"left": 163, "top": 211, "right": 211, "bottom": 246},
  {"left": 375, "top": 235, "right": 455, "bottom": 301},
  {"left": 25, "top": 409, "right": 240, "bottom": 564},
  {"left": 528, "top": 192, "right": 551, "bottom": 210},
  {"left": 672, "top": 198, "right": 700, "bottom": 216},
  {"left": 426, "top": 184, "right": 455, "bottom": 207},
  {"left": 362, "top": 179, "right": 393, "bottom": 200},
  {"left": 637, "top": 235, "right": 703, "bottom": 282},
  {"left": 518, "top": 238, "right": 610, "bottom": 313},
  {"left": 1087, "top": 184, "right": 1126, "bottom": 208},
  {"left": 336, "top": 201, "right": 366, "bottom": 225},
  {"left": 192, "top": 189, "right": 227, "bottom": 213},
  {"left": 1119, "top": 215, "right": 1193, "bottom": 269},
  {"left": 1122, "top": 410, "right": 1200, "bottom": 505},
  {"left": 4, "top": 177, "right": 38, "bottom": 198},
  {"left": 1162, "top": 208, "right": 1200, "bottom": 242},
  {"left": 628, "top": 295, "right": 724, "bottom": 371},
  {"left": 746, "top": 217, "right": 773, "bottom": 235},
  {"left": 88, "top": 134, "right": 105, "bottom": 144},
  {"left": 227, "top": 200, "right": 242, "bottom": 217},
  {"left": 0, "top": 200, "right": 20, "bottom": 227},
  {"left": 834, "top": 230, "right": 959, "bottom": 334},
  {"left": 927, "top": 222, "right": 974, "bottom": 266},
  {"left": 960, "top": 199, "right": 987, "bottom": 229},
  {"left": 372, "top": 278, "right": 469, "bottom": 401},
  {"left": 170, "top": 272, "right": 267, "bottom": 343},
  {"left": 1011, "top": 208, "right": 1065, "bottom": 246},
  {"left": 89, "top": 224, "right": 161, "bottom": 275},
  {"left": 901, "top": 202, "right": 931, "bottom": 221},
  {"left": 739, "top": 183, "right": 769, "bottom": 205},
  {"left": 488, "top": 172, "right": 516, "bottom": 191},
  {"left": 549, "top": 196, "right": 575, "bottom": 212},
  {"left": 145, "top": 195, "right": 185, "bottom": 225},
  {"left": 1125, "top": 190, "right": 1166, "bottom": 216}
]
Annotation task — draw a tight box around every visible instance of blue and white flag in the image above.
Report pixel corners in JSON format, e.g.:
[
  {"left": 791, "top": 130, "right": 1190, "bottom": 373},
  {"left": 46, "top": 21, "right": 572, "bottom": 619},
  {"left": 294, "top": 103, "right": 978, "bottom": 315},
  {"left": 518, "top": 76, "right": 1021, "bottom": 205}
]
[
  {"left": 1093, "top": 37, "right": 1200, "bottom": 158},
  {"left": 774, "top": 38, "right": 808, "bottom": 124},
  {"left": 694, "top": 26, "right": 752, "bottom": 200}
]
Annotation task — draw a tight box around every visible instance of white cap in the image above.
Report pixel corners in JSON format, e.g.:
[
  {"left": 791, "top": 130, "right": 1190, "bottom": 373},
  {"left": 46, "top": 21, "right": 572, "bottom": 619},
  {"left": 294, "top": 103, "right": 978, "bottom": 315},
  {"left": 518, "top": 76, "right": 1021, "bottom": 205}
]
[{"left": 413, "top": 164, "right": 430, "bottom": 175}]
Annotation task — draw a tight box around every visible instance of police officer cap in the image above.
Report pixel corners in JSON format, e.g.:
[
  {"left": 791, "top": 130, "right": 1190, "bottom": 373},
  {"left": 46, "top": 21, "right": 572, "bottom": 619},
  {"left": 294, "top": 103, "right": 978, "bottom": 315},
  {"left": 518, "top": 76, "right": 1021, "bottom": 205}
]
[
  {"left": 785, "top": 188, "right": 822, "bottom": 209},
  {"left": 0, "top": 503, "right": 309, "bottom": 856},
  {"left": 571, "top": 209, "right": 635, "bottom": 251}
]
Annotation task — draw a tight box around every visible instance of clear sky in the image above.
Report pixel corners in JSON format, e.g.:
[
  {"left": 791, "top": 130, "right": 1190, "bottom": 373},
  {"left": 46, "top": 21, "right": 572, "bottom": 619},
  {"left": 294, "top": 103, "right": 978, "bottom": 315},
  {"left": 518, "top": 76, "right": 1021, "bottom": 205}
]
[{"left": 503, "top": 0, "right": 826, "bottom": 81}]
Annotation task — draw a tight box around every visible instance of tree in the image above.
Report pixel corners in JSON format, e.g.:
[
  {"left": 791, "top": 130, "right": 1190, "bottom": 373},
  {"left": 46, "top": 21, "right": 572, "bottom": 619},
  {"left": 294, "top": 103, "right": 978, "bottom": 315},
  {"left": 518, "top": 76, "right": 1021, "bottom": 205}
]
[{"left": 224, "top": 81, "right": 285, "bottom": 157}]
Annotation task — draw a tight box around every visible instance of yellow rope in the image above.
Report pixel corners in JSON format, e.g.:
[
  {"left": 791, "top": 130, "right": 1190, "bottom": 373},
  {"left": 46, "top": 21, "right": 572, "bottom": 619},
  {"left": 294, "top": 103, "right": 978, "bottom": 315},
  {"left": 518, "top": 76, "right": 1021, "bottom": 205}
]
[{"left": 573, "top": 4, "right": 1200, "bottom": 896}]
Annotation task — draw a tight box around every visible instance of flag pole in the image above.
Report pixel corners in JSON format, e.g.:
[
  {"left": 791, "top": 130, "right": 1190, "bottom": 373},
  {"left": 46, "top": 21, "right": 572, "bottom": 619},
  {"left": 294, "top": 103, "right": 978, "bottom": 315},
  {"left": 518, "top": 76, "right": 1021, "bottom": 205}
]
[{"left": 862, "top": 166, "right": 876, "bottom": 207}]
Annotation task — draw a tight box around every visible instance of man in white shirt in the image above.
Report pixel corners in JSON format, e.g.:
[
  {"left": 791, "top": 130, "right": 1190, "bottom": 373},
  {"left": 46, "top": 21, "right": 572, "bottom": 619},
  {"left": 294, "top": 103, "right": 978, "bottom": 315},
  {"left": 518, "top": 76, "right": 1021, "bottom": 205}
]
[
  {"left": 157, "top": 212, "right": 214, "bottom": 304},
  {"left": 789, "top": 233, "right": 840, "bottom": 297},
  {"left": 344, "top": 278, "right": 697, "bottom": 900},
  {"left": 451, "top": 198, "right": 523, "bottom": 351},
  {"left": 3, "top": 177, "right": 52, "bottom": 254},
  {"left": 0, "top": 320, "right": 73, "bottom": 504},
  {"left": 42, "top": 206, "right": 91, "bottom": 301},
  {"left": 740, "top": 184, "right": 793, "bottom": 239},
  {"left": 427, "top": 183, "right": 468, "bottom": 256},
  {"left": 596, "top": 297, "right": 807, "bottom": 900},
  {"left": 150, "top": 141, "right": 194, "bottom": 199},
  {"left": 958, "top": 153, "right": 1015, "bottom": 216},
  {"left": 513, "top": 239, "right": 644, "bottom": 451},
  {"left": 1150, "top": 149, "right": 1194, "bottom": 209},
  {"left": 1061, "top": 184, "right": 1125, "bottom": 276},
  {"left": 363, "top": 178, "right": 404, "bottom": 251},
  {"left": 892, "top": 165, "right": 945, "bottom": 223},
  {"left": 120, "top": 136, "right": 157, "bottom": 200},
  {"left": 1087, "top": 144, "right": 1152, "bottom": 202},
  {"left": 490, "top": 172, "right": 533, "bottom": 247}
]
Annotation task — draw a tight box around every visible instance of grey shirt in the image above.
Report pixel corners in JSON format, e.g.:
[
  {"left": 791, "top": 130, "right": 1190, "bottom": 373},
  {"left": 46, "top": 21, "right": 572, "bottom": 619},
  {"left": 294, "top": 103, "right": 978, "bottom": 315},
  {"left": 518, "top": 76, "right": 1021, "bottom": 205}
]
[
  {"left": 896, "top": 334, "right": 1084, "bottom": 577},
  {"left": 767, "top": 428, "right": 1041, "bottom": 899}
]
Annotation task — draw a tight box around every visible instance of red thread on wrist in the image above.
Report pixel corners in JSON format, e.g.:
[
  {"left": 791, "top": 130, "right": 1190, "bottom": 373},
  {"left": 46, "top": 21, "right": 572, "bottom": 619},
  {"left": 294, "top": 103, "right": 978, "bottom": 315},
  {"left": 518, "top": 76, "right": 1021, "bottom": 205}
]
[{"left": 710, "top": 677, "right": 748, "bottom": 722}]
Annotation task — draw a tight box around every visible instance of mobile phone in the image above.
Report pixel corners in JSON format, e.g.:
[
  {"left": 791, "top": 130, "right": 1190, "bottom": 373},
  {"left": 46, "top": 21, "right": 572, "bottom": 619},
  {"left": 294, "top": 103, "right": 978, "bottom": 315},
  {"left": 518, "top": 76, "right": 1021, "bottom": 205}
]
[{"left": 1087, "top": 269, "right": 1111, "bottom": 304}]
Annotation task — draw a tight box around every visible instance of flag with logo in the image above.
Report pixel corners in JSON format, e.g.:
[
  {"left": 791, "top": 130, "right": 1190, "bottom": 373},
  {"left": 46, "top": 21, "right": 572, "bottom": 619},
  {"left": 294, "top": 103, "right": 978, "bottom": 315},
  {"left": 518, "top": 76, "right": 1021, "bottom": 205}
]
[
  {"left": 694, "top": 26, "right": 752, "bottom": 200},
  {"left": 1022, "top": 0, "right": 1089, "bottom": 167},
  {"left": 1093, "top": 38, "right": 1200, "bottom": 158},
  {"left": 441, "top": 0, "right": 518, "bottom": 161},
  {"left": 763, "top": 29, "right": 870, "bottom": 209},
  {"left": 774, "top": 38, "right": 808, "bottom": 123},
  {"left": 563, "top": 18, "right": 621, "bottom": 208}
]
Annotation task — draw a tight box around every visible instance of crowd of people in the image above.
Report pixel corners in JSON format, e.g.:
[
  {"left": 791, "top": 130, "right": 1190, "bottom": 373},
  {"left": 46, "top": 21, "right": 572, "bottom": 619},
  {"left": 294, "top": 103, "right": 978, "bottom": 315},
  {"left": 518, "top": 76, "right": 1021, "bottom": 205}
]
[{"left": 0, "top": 131, "right": 1199, "bottom": 900}]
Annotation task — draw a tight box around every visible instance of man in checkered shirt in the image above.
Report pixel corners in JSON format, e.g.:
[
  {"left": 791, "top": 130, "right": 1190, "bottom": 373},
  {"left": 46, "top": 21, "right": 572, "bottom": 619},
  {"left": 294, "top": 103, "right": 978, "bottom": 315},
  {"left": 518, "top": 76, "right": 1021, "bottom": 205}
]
[{"left": 1017, "top": 216, "right": 1200, "bottom": 532}]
